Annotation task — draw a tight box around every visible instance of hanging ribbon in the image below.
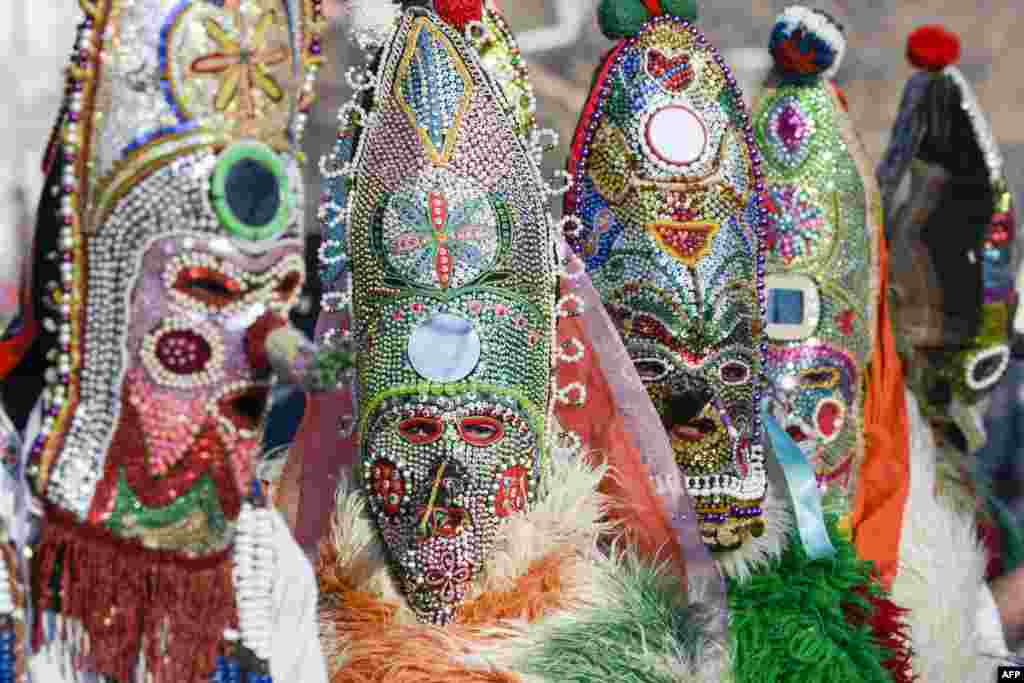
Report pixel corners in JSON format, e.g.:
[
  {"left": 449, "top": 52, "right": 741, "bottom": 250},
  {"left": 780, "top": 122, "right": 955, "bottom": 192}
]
[
  {"left": 763, "top": 406, "right": 836, "bottom": 561},
  {"left": 850, "top": 233, "right": 910, "bottom": 590}
]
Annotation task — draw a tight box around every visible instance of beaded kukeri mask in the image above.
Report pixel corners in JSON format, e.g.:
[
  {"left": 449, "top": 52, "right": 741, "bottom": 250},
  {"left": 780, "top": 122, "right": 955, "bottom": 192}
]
[
  {"left": 566, "top": 0, "right": 769, "bottom": 552},
  {"left": 878, "top": 25, "right": 1016, "bottom": 448},
  {"left": 25, "top": 0, "right": 323, "bottom": 553},
  {"left": 319, "top": 2, "right": 557, "bottom": 625},
  {"left": 753, "top": 8, "right": 880, "bottom": 500}
]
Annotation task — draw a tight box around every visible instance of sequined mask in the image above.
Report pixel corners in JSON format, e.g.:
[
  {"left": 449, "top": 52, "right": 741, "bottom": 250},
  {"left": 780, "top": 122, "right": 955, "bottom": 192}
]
[
  {"left": 82, "top": 159, "right": 306, "bottom": 554},
  {"left": 754, "top": 8, "right": 879, "bottom": 497},
  {"left": 566, "top": 16, "right": 768, "bottom": 551},
  {"left": 28, "top": 0, "right": 322, "bottom": 552},
  {"left": 322, "top": 7, "right": 556, "bottom": 624},
  {"left": 878, "top": 54, "right": 1016, "bottom": 445}
]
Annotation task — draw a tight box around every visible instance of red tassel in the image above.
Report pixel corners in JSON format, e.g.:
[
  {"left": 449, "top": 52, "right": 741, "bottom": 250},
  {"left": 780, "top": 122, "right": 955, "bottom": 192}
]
[
  {"left": 32, "top": 507, "right": 236, "bottom": 683},
  {"left": 245, "top": 312, "right": 289, "bottom": 374},
  {"left": 434, "top": 0, "right": 483, "bottom": 31},
  {"left": 906, "top": 25, "right": 960, "bottom": 71},
  {"left": 845, "top": 585, "right": 917, "bottom": 683},
  {"left": 978, "top": 516, "right": 1005, "bottom": 581},
  {"left": 868, "top": 592, "right": 917, "bottom": 683}
]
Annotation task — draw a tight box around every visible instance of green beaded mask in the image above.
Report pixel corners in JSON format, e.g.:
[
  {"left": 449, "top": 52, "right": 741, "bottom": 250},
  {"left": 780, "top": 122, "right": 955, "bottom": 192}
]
[
  {"left": 322, "top": 6, "right": 556, "bottom": 625},
  {"left": 754, "top": 7, "right": 880, "bottom": 506}
]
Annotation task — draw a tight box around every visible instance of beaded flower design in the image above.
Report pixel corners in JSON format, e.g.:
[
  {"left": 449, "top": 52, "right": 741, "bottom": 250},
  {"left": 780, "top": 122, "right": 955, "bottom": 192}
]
[
  {"left": 566, "top": 7, "right": 769, "bottom": 552},
  {"left": 320, "top": 5, "right": 557, "bottom": 625},
  {"left": 753, "top": 6, "right": 878, "bottom": 498}
]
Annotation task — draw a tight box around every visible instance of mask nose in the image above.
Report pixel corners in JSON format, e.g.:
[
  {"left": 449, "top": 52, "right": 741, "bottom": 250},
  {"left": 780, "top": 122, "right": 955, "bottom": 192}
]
[
  {"left": 664, "top": 385, "right": 718, "bottom": 442},
  {"left": 417, "top": 452, "right": 469, "bottom": 540},
  {"left": 663, "top": 384, "right": 713, "bottom": 425}
]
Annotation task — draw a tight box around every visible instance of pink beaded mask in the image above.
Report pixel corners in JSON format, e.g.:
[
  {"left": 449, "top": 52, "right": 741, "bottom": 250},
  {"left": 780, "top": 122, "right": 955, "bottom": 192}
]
[{"left": 27, "top": 0, "right": 323, "bottom": 554}]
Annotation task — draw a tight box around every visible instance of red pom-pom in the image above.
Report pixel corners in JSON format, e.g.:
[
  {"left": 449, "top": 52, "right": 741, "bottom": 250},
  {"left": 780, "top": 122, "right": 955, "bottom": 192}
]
[
  {"left": 245, "top": 312, "right": 289, "bottom": 373},
  {"left": 906, "top": 25, "right": 961, "bottom": 71},
  {"left": 434, "top": 0, "right": 483, "bottom": 31}
]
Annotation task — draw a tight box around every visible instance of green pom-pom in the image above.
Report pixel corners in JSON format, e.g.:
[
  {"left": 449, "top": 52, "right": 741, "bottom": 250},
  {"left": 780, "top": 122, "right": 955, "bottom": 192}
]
[
  {"left": 597, "top": 0, "right": 651, "bottom": 40},
  {"left": 660, "top": 0, "right": 698, "bottom": 21}
]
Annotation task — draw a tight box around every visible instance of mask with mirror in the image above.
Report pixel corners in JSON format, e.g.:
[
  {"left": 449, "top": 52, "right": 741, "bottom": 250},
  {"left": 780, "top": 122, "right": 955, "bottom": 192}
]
[
  {"left": 752, "top": 7, "right": 880, "bottom": 508},
  {"left": 15, "top": 1, "right": 324, "bottom": 680},
  {"left": 878, "top": 25, "right": 1016, "bottom": 450},
  {"left": 566, "top": 4, "right": 769, "bottom": 552},
  {"left": 321, "top": 4, "right": 556, "bottom": 625}
]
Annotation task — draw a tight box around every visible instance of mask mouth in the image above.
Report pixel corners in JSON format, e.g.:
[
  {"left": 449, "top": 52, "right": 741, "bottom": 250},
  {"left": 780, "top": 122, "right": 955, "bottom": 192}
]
[
  {"left": 218, "top": 385, "right": 271, "bottom": 433},
  {"left": 780, "top": 417, "right": 820, "bottom": 458},
  {"left": 785, "top": 424, "right": 808, "bottom": 443},
  {"left": 670, "top": 417, "right": 717, "bottom": 443}
]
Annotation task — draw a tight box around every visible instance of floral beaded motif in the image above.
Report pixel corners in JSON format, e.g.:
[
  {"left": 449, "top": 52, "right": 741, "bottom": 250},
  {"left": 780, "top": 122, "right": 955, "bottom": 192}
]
[{"left": 754, "top": 65, "right": 875, "bottom": 499}]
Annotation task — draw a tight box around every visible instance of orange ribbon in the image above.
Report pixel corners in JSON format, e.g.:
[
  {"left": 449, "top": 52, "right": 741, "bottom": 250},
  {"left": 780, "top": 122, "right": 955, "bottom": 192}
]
[{"left": 851, "top": 233, "right": 911, "bottom": 589}]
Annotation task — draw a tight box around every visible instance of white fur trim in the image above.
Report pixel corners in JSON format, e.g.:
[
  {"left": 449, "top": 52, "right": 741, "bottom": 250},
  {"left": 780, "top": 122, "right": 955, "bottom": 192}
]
[
  {"left": 344, "top": 0, "right": 401, "bottom": 48},
  {"left": 890, "top": 389, "right": 1007, "bottom": 680},
  {"left": 323, "top": 456, "right": 615, "bottom": 626},
  {"left": 774, "top": 5, "right": 846, "bottom": 80},
  {"left": 320, "top": 456, "right": 731, "bottom": 680},
  {"left": 714, "top": 479, "right": 794, "bottom": 583}
]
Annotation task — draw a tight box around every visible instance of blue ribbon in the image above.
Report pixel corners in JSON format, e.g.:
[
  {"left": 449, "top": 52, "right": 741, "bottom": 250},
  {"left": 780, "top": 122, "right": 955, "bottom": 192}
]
[{"left": 763, "top": 408, "right": 836, "bottom": 561}]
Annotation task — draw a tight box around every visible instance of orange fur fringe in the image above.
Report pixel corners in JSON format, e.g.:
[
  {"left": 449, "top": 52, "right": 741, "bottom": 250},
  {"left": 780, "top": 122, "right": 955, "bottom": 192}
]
[{"left": 318, "top": 541, "right": 573, "bottom": 683}]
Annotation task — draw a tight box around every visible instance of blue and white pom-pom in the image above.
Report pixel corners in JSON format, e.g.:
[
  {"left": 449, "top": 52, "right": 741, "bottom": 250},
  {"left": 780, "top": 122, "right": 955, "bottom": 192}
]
[{"left": 769, "top": 5, "right": 846, "bottom": 82}]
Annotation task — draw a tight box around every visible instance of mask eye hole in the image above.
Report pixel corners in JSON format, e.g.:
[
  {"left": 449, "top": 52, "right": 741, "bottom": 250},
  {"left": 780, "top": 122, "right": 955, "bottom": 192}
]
[
  {"left": 634, "top": 357, "right": 670, "bottom": 382},
  {"left": 800, "top": 367, "right": 840, "bottom": 389},
  {"left": 965, "top": 345, "right": 1011, "bottom": 391},
  {"left": 459, "top": 416, "right": 505, "bottom": 447},
  {"left": 173, "top": 267, "right": 244, "bottom": 307},
  {"left": 720, "top": 360, "right": 750, "bottom": 386},
  {"left": 398, "top": 417, "right": 444, "bottom": 445}
]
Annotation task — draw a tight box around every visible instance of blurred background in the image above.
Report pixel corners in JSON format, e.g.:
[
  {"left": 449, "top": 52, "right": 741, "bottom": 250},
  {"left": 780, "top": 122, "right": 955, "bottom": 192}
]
[{"left": 2, "top": 0, "right": 1022, "bottom": 514}]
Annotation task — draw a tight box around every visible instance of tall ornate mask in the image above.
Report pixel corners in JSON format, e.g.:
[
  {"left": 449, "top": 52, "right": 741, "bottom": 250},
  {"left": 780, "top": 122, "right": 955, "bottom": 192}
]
[
  {"left": 565, "top": 1, "right": 769, "bottom": 552},
  {"left": 29, "top": 0, "right": 321, "bottom": 551},
  {"left": 878, "top": 25, "right": 1016, "bottom": 448},
  {"left": 19, "top": 1, "right": 324, "bottom": 679},
  {"left": 753, "top": 7, "right": 880, "bottom": 501},
  {"left": 320, "top": 2, "right": 557, "bottom": 625}
]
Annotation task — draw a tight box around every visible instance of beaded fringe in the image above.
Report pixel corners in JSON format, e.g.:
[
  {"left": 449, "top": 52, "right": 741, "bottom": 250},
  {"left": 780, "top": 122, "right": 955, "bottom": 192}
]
[
  {"left": 0, "top": 543, "right": 26, "bottom": 683},
  {"left": 31, "top": 507, "right": 235, "bottom": 683}
]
